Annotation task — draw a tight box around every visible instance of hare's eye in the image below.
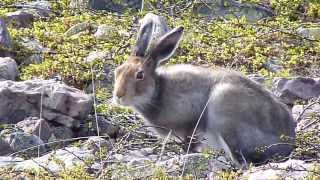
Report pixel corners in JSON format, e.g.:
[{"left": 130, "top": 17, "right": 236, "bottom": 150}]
[{"left": 135, "top": 70, "right": 144, "bottom": 80}]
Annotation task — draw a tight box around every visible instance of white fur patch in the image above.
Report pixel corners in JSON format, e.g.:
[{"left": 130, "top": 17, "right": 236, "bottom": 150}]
[{"left": 212, "top": 83, "right": 234, "bottom": 97}]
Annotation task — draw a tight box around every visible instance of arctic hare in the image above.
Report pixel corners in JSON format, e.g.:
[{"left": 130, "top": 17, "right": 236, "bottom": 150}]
[{"left": 113, "top": 16, "right": 296, "bottom": 166}]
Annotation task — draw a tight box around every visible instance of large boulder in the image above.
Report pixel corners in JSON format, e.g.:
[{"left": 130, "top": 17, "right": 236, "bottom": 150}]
[
  {"left": 272, "top": 77, "right": 320, "bottom": 106},
  {"left": 0, "top": 80, "right": 93, "bottom": 127},
  {"left": 3, "top": 1, "right": 51, "bottom": 29},
  {"left": 4, "top": 10, "right": 34, "bottom": 29},
  {"left": 16, "top": 1, "right": 51, "bottom": 19},
  {"left": 0, "top": 57, "right": 19, "bottom": 80}
]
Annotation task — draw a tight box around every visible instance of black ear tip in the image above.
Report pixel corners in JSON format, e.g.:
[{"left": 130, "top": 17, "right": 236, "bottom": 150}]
[{"left": 177, "top": 26, "right": 184, "bottom": 32}]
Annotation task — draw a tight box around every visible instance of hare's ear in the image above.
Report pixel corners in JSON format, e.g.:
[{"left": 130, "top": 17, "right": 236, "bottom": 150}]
[
  {"left": 150, "top": 26, "right": 184, "bottom": 65},
  {"left": 132, "top": 19, "right": 155, "bottom": 57}
]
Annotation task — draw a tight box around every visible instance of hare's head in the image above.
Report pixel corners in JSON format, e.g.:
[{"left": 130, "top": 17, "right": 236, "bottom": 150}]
[{"left": 113, "top": 17, "right": 184, "bottom": 107}]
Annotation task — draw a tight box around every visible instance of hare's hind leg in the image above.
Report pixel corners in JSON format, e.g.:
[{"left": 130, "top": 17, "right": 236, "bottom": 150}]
[
  {"left": 204, "top": 83, "right": 268, "bottom": 166},
  {"left": 205, "top": 130, "right": 243, "bottom": 167}
]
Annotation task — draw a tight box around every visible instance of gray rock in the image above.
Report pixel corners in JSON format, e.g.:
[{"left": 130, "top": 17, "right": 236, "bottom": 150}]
[
  {"left": 292, "top": 104, "right": 320, "bottom": 122},
  {"left": 123, "top": 148, "right": 159, "bottom": 166},
  {"left": 127, "top": 157, "right": 152, "bottom": 166},
  {"left": 93, "top": 24, "right": 129, "bottom": 40},
  {"left": 20, "top": 38, "right": 50, "bottom": 65},
  {"left": 85, "top": 51, "right": 110, "bottom": 63},
  {"left": 88, "top": 0, "right": 142, "bottom": 13},
  {"left": 264, "top": 56, "right": 283, "bottom": 73},
  {"left": 6, "top": 132, "right": 46, "bottom": 155},
  {"left": 110, "top": 148, "right": 156, "bottom": 164},
  {"left": 5, "top": 10, "right": 34, "bottom": 28},
  {"left": 50, "top": 126, "right": 74, "bottom": 140},
  {"left": 110, "top": 153, "right": 229, "bottom": 179},
  {"left": 17, "top": 1, "right": 51, "bottom": 19},
  {"left": 20, "top": 38, "right": 48, "bottom": 53},
  {"left": 46, "top": 126, "right": 74, "bottom": 149},
  {"left": 16, "top": 117, "right": 52, "bottom": 142},
  {"left": 0, "top": 156, "right": 24, "bottom": 168},
  {"left": 272, "top": 77, "right": 320, "bottom": 105},
  {"left": 24, "top": 54, "right": 43, "bottom": 66},
  {"left": 242, "top": 159, "right": 315, "bottom": 180},
  {"left": 293, "top": 104, "right": 320, "bottom": 131},
  {"left": 0, "top": 137, "right": 13, "bottom": 156},
  {"left": 113, "top": 153, "right": 124, "bottom": 161},
  {"left": 85, "top": 65, "right": 113, "bottom": 94},
  {"left": 14, "top": 146, "right": 96, "bottom": 174},
  {"left": 70, "top": 0, "right": 89, "bottom": 9},
  {"left": 92, "top": 116, "right": 120, "bottom": 137},
  {"left": 129, "top": 148, "right": 154, "bottom": 157},
  {"left": 0, "top": 80, "right": 93, "bottom": 127},
  {"left": 84, "top": 136, "right": 113, "bottom": 152},
  {"left": 193, "top": 0, "right": 274, "bottom": 22},
  {"left": 93, "top": 25, "right": 115, "bottom": 40},
  {"left": 65, "top": 22, "right": 97, "bottom": 37},
  {"left": 0, "top": 18, "right": 12, "bottom": 57},
  {"left": 157, "top": 153, "right": 228, "bottom": 178},
  {"left": 247, "top": 74, "right": 265, "bottom": 84},
  {"left": 297, "top": 27, "right": 320, "bottom": 40},
  {"left": 84, "top": 51, "right": 113, "bottom": 94},
  {"left": 0, "top": 57, "right": 19, "bottom": 80}
]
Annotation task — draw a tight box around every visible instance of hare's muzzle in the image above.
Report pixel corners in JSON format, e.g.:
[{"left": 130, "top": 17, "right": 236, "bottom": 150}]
[
  {"left": 113, "top": 88, "right": 125, "bottom": 104},
  {"left": 115, "top": 89, "right": 125, "bottom": 99}
]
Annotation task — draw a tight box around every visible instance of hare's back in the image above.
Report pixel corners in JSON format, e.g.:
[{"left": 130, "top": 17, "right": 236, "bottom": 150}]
[{"left": 208, "top": 74, "right": 293, "bottom": 132}]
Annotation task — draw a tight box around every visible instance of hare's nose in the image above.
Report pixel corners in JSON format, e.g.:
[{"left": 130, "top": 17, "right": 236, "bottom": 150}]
[{"left": 116, "top": 89, "right": 126, "bottom": 98}]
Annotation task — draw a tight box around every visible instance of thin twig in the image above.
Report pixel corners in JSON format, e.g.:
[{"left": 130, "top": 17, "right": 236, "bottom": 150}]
[
  {"left": 302, "top": 119, "right": 320, "bottom": 131},
  {"left": 90, "top": 65, "right": 103, "bottom": 167},
  {"left": 296, "top": 97, "right": 320, "bottom": 122},
  {"left": 180, "top": 93, "right": 212, "bottom": 176},
  {"left": 157, "top": 129, "right": 172, "bottom": 163}
]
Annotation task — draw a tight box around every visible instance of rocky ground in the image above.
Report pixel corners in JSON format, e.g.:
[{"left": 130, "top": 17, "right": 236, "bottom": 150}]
[{"left": 0, "top": 0, "right": 319, "bottom": 179}]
